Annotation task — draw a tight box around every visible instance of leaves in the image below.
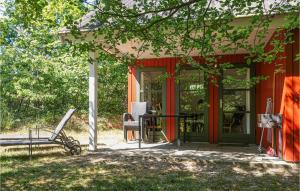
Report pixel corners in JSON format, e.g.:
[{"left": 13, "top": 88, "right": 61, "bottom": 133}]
[
  {"left": 0, "top": 0, "right": 127, "bottom": 129},
  {"left": 1, "top": 0, "right": 299, "bottom": 129},
  {"left": 67, "top": 0, "right": 298, "bottom": 73}
]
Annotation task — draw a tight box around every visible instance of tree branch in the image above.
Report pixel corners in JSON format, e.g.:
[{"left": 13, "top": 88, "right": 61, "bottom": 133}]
[{"left": 85, "top": 0, "right": 201, "bottom": 19}]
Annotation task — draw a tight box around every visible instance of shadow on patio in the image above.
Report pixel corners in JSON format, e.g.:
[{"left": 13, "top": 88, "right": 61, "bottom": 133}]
[{"left": 1, "top": 142, "right": 299, "bottom": 191}]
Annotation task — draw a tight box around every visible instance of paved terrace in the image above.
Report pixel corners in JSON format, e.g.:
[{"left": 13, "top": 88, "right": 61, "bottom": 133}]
[
  {"left": 1, "top": 131, "right": 298, "bottom": 168},
  {"left": 95, "top": 141, "right": 297, "bottom": 167}
]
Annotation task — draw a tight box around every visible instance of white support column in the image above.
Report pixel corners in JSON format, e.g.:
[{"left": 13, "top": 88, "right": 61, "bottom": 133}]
[{"left": 88, "top": 51, "right": 98, "bottom": 151}]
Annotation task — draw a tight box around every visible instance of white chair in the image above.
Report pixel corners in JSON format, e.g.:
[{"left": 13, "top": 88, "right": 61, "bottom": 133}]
[{"left": 123, "top": 102, "right": 147, "bottom": 142}]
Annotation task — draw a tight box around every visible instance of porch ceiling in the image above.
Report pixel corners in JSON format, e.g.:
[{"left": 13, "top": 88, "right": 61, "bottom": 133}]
[{"left": 60, "top": 14, "right": 285, "bottom": 59}]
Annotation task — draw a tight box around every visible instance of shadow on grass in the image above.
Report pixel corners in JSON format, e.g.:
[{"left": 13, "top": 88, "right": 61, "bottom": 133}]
[{"left": 1, "top": 147, "right": 299, "bottom": 191}]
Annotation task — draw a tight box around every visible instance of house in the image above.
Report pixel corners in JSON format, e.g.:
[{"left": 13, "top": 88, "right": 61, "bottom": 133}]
[
  {"left": 125, "top": 28, "right": 299, "bottom": 163},
  {"left": 59, "top": 5, "right": 299, "bottom": 162}
]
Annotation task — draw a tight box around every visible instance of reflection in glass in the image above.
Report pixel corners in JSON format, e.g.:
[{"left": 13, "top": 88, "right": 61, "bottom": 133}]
[
  {"left": 223, "top": 68, "right": 250, "bottom": 89},
  {"left": 179, "top": 70, "right": 207, "bottom": 141},
  {"left": 140, "top": 71, "right": 164, "bottom": 114},
  {"left": 140, "top": 71, "right": 165, "bottom": 138},
  {"left": 179, "top": 70, "right": 206, "bottom": 113},
  {"left": 222, "top": 67, "right": 251, "bottom": 135},
  {"left": 223, "top": 110, "right": 250, "bottom": 134},
  {"left": 223, "top": 91, "right": 250, "bottom": 112}
]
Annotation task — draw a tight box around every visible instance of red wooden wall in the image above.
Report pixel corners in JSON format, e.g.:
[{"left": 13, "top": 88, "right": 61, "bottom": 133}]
[
  {"left": 256, "top": 28, "right": 299, "bottom": 162},
  {"left": 127, "top": 58, "right": 177, "bottom": 141},
  {"left": 284, "top": 29, "right": 299, "bottom": 162},
  {"left": 127, "top": 29, "right": 299, "bottom": 162},
  {"left": 128, "top": 55, "right": 247, "bottom": 143},
  {"left": 292, "top": 29, "right": 300, "bottom": 162},
  {"left": 127, "top": 66, "right": 136, "bottom": 139}
]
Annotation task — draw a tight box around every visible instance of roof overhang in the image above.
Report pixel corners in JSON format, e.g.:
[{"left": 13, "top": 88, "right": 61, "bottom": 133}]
[{"left": 59, "top": 14, "right": 287, "bottom": 59}]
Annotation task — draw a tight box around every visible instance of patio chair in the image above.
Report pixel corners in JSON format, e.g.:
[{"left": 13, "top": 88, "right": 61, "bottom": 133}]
[
  {"left": 0, "top": 109, "right": 81, "bottom": 155},
  {"left": 123, "top": 102, "right": 147, "bottom": 142}
]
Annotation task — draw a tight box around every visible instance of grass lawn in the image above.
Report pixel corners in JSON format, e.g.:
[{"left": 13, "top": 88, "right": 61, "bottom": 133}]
[{"left": 0, "top": 130, "right": 299, "bottom": 191}]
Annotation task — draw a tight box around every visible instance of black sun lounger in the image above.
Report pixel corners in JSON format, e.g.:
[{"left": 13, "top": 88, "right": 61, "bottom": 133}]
[{"left": 0, "top": 109, "right": 81, "bottom": 155}]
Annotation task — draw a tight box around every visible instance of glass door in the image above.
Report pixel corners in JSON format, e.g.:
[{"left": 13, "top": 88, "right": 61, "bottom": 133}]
[
  {"left": 140, "top": 70, "right": 165, "bottom": 115},
  {"left": 138, "top": 69, "right": 166, "bottom": 141},
  {"left": 219, "top": 67, "right": 255, "bottom": 144},
  {"left": 179, "top": 70, "right": 209, "bottom": 142}
]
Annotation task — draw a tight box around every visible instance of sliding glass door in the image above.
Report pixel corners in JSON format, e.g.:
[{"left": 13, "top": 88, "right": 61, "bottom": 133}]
[
  {"left": 178, "top": 69, "right": 209, "bottom": 142},
  {"left": 137, "top": 68, "right": 166, "bottom": 141},
  {"left": 219, "top": 67, "right": 255, "bottom": 144},
  {"left": 139, "top": 70, "right": 166, "bottom": 115}
]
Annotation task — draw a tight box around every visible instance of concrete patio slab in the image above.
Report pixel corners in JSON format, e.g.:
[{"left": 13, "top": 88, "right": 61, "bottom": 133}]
[
  {"left": 1, "top": 131, "right": 298, "bottom": 168},
  {"left": 89, "top": 141, "right": 299, "bottom": 168}
]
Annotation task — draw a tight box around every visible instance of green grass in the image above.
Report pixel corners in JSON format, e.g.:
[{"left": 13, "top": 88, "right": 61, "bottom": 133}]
[{"left": 0, "top": 146, "right": 299, "bottom": 191}]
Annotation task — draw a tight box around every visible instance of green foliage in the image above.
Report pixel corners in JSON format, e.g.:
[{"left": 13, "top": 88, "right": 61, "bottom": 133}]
[
  {"left": 97, "top": 54, "right": 128, "bottom": 114},
  {"left": 0, "top": 1, "right": 88, "bottom": 129},
  {"left": 0, "top": 0, "right": 299, "bottom": 129},
  {"left": 75, "top": 0, "right": 299, "bottom": 60},
  {"left": 0, "top": 0, "right": 127, "bottom": 130},
  {"left": 70, "top": 0, "right": 299, "bottom": 86}
]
